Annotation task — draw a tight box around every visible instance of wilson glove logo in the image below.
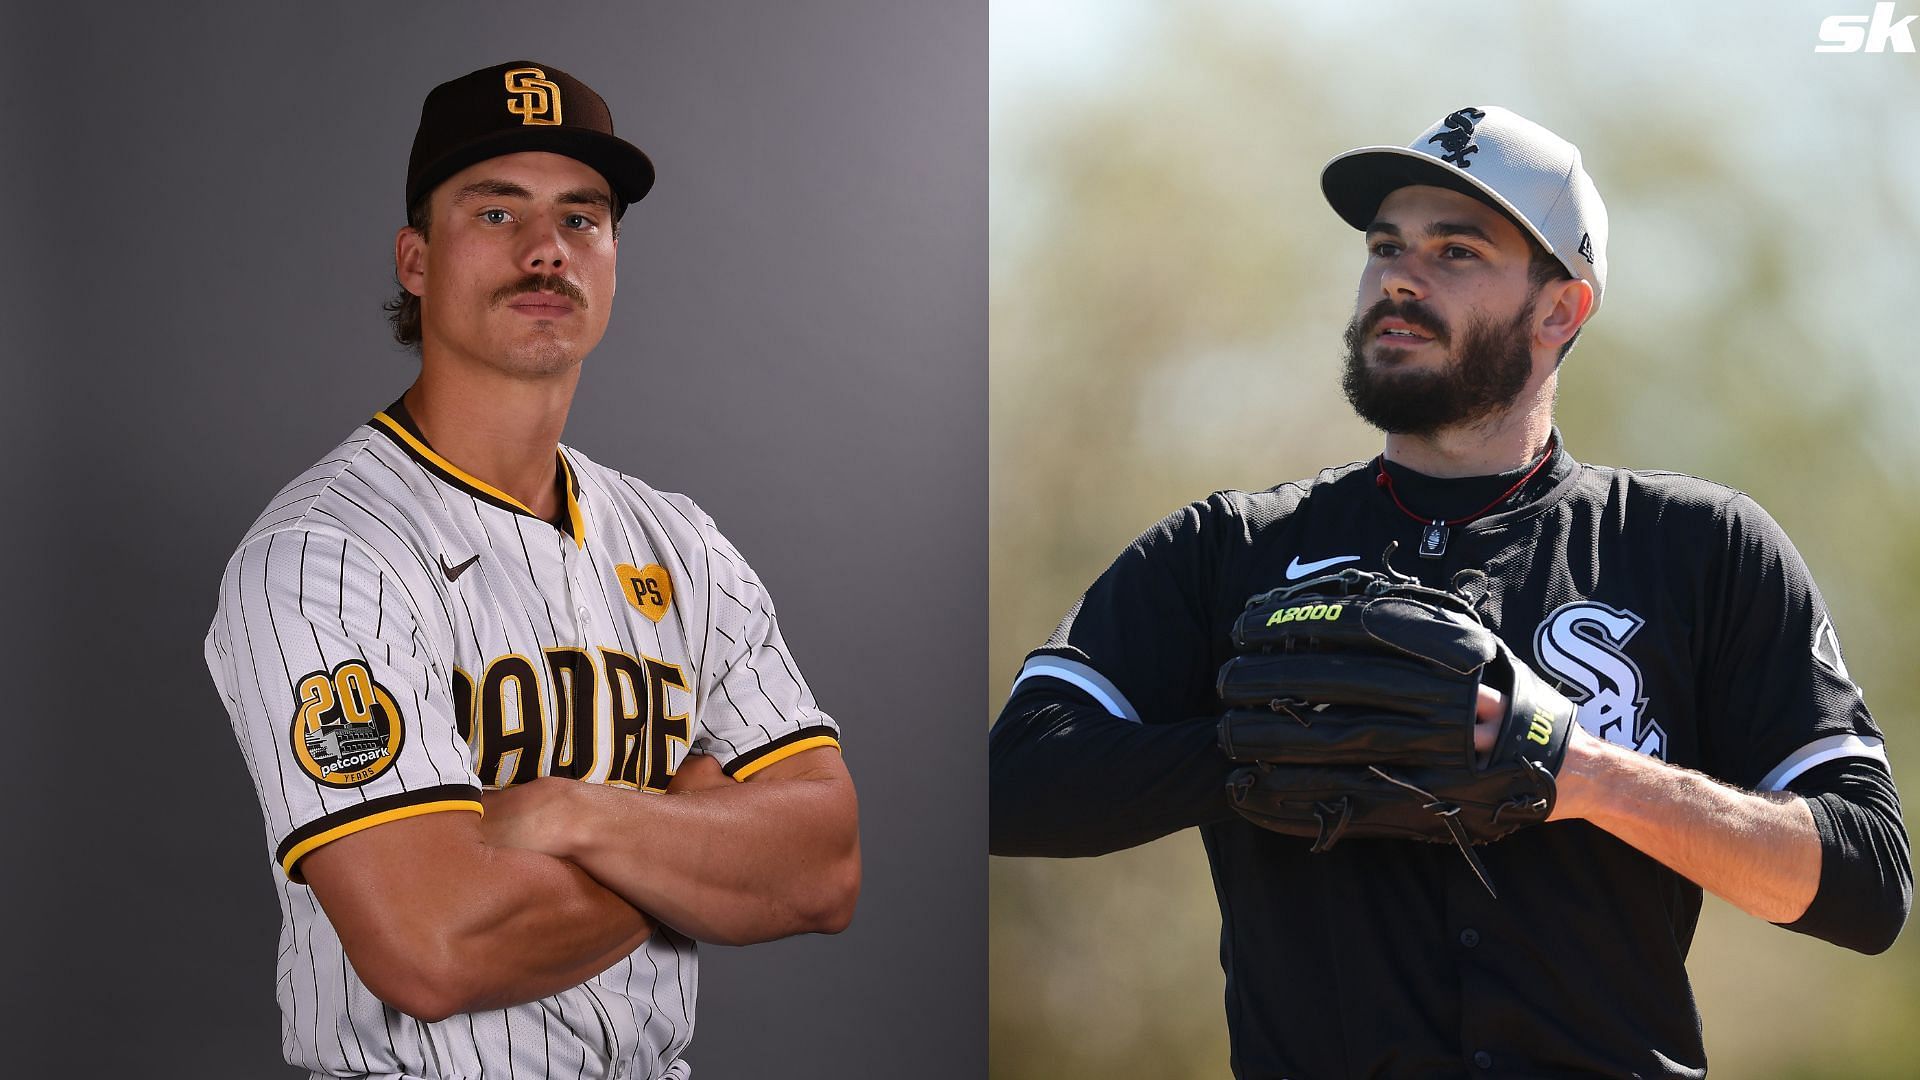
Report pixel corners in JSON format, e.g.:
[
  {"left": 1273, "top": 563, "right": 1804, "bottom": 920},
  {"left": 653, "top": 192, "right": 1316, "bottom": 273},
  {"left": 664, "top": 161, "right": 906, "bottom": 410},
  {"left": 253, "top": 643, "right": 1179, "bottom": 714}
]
[
  {"left": 505, "top": 66, "right": 564, "bottom": 124},
  {"left": 1817, "top": 3, "right": 1917, "bottom": 51},
  {"left": 1526, "top": 710, "right": 1555, "bottom": 747}
]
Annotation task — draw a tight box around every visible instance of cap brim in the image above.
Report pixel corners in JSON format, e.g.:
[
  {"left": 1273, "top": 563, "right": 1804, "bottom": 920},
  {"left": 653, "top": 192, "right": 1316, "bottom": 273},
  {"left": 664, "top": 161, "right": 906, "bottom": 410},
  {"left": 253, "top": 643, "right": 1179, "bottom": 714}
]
[
  {"left": 1320, "top": 146, "right": 1555, "bottom": 258},
  {"left": 409, "top": 127, "right": 656, "bottom": 217}
]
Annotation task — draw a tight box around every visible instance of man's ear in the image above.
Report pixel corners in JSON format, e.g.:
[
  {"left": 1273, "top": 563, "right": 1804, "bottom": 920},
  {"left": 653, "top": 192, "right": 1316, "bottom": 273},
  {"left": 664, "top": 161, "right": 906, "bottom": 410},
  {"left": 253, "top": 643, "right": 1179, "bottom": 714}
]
[
  {"left": 1536, "top": 277, "right": 1593, "bottom": 350},
  {"left": 395, "top": 226, "right": 428, "bottom": 298}
]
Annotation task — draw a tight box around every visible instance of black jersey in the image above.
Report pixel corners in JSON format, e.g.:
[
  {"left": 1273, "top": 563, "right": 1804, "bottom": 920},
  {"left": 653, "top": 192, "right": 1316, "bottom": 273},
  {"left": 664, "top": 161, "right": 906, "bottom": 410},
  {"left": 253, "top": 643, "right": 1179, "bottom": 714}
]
[{"left": 993, "top": 436, "right": 1895, "bottom": 1079}]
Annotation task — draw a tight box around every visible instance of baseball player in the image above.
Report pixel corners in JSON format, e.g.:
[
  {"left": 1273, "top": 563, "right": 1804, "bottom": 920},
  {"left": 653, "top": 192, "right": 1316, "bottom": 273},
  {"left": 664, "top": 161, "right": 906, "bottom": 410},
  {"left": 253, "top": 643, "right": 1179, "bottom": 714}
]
[
  {"left": 989, "top": 106, "right": 1910, "bottom": 1078},
  {"left": 204, "top": 61, "right": 858, "bottom": 1079}
]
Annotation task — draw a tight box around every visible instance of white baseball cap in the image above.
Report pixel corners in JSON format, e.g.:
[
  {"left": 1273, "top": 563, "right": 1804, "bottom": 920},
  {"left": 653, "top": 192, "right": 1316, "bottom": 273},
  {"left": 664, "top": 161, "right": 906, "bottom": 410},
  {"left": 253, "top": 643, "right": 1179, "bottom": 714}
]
[{"left": 1322, "top": 106, "right": 1608, "bottom": 313}]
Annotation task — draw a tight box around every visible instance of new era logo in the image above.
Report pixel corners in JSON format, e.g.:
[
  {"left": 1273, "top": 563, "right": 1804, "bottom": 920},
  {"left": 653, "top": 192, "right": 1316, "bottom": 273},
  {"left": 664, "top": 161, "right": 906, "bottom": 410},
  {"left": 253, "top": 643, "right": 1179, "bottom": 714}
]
[{"left": 1817, "top": 3, "right": 1917, "bottom": 52}]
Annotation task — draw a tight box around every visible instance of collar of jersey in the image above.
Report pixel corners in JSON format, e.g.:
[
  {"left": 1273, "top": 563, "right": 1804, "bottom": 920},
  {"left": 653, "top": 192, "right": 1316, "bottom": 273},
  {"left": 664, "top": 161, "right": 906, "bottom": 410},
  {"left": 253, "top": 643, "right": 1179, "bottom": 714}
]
[
  {"left": 370, "top": 399, "right": 586, "bottom": 549},
  {"left": 1374, "top": 426, "right": 1581, "bottom": 532}
]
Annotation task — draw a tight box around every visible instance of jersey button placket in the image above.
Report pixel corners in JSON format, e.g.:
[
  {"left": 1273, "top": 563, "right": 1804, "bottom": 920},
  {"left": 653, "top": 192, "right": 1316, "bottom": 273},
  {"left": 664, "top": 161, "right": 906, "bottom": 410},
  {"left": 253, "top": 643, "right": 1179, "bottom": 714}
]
[
  {"left": 1449, "top": 862, "right": 1501, "bottom": 1078},
  {"left": 568, "top": 582, "right": 592, "bottom": 647},
  {"left": 559, "top": 526, "right": 599, "bottom": 646}
]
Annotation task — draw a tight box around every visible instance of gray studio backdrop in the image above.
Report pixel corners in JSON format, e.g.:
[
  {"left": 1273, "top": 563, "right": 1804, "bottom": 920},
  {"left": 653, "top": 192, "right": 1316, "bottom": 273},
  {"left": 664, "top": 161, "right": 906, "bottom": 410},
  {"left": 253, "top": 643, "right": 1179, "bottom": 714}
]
[{"left": 0, "top": 2, "right": 983, "bottom": 1075}]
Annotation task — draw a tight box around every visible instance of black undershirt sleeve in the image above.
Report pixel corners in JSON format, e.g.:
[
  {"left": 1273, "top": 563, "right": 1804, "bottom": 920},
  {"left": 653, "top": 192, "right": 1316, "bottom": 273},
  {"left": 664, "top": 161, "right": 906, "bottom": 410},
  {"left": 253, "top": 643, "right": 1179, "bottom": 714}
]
[
  {"left": 1780, "top": 758, "right": 1912, "bottom": 954},
  {"left": 989, "top": 496, "right": 1251, "bottom": 857},
  {"left": 988, "top": 681, "right": 1239, "bottom": 857}
]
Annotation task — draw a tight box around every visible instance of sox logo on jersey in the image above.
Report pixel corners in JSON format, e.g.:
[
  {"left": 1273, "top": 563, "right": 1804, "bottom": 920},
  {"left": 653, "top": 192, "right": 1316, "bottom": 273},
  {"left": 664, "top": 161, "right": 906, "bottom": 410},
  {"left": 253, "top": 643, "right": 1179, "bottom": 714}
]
[{"left": 1532, "top": 601, "right": 1668, "bottom": 760}]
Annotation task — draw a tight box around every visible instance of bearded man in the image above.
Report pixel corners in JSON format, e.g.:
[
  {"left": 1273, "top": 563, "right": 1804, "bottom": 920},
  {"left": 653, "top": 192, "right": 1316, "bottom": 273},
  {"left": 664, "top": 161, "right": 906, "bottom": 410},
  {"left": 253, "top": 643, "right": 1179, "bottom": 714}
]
[{"left": 988, "top": 107, "right": 1909, "bottom": 1079}]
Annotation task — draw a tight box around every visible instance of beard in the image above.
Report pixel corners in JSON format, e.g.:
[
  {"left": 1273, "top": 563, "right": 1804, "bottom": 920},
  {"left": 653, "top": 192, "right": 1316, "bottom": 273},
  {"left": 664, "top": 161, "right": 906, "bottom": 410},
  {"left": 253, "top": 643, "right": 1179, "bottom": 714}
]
[{"left": 1340, "top": 296, "right": 1535, "bottom": 437}]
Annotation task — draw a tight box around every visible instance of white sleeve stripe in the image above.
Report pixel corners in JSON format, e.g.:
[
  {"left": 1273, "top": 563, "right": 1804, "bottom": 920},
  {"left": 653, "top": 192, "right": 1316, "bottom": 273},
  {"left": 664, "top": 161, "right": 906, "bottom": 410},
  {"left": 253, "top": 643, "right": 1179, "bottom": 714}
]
[
  {"left": 1012, "top": 657, "right": 1142, "bottom": 723},
  {"left": 1758, "top": 733, "right": 1889, "bottom": 792}
]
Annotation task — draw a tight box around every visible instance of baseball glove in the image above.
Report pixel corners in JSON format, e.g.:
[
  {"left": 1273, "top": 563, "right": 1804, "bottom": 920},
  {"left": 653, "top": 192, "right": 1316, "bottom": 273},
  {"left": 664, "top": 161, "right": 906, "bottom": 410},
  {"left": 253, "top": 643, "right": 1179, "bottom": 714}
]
[{"left": 1215, "top": 554, "right": 1578, "bottom": 896}]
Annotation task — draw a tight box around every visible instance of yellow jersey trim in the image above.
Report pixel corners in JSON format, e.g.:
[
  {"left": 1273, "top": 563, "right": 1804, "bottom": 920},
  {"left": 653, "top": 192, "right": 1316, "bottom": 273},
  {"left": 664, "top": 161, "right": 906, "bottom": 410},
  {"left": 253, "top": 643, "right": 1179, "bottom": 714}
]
[
  {"left": 729, "top": 735, "right": 842, "bottom": 781},
  {"left": 371, "top": 411, "right": 585, "bottom": 546},
  {"left": 557, "top": 452, "right": 587, "bottom": 550},
  {"left": 280, "top": 799, "right": 483, "bottom": 882},
  {"left": 372, "top": 412, "right": 535, "bottom": 513}
]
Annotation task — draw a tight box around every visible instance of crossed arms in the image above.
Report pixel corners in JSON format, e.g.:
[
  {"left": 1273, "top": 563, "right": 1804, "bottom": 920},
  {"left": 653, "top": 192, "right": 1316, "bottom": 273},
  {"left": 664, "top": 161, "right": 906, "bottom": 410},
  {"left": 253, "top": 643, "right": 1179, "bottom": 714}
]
[{"left": 304, "top": 747, "right": 859, "bottom": 1022}]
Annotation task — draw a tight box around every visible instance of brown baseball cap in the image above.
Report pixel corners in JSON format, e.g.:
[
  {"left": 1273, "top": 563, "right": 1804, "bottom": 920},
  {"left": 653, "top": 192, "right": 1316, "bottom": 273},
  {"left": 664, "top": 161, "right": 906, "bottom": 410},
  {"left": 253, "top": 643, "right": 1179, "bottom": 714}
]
[{"left": 405, "top": 60, "right": 655, "bottom": 218}]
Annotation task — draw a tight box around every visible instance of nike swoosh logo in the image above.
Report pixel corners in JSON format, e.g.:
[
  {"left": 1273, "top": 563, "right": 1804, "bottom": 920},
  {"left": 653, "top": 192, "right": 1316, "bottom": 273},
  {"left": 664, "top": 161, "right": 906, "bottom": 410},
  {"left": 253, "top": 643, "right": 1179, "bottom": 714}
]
[
  {"left": 1284, "top": 554, "right": 1361, "bottom": 580},
  {"left": 439, "top": 554, "right": 481, "bottom": 582}
]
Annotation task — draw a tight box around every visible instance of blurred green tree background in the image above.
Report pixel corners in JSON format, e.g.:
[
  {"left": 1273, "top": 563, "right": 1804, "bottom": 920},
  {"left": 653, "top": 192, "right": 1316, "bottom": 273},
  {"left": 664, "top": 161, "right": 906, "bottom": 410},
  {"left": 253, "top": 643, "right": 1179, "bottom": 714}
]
[{"left": 990, "top": 2, "right": 1920, "bottom": 1076}]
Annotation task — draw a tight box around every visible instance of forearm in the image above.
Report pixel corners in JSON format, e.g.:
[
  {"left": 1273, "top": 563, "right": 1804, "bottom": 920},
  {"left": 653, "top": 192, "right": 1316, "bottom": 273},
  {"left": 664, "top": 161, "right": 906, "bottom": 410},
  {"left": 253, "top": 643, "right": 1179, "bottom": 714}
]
[
  {"left": 305, "top": 812, "right": 653, "bottom": 1021},
  {"left": 989, "top": 695, "right": 1238, "bottom": 857},
  {"left": 581, "top": 777, "right": 855, "bottom": 944},
  {"left": 493, "top": 753, "right": 860, "bottom": 947},
  {"left": 1551, "top": 734, "right": 1821, "bottom": 923},
  {"left": 438, "top": 845, "right": 656, "bottom": 1013}
]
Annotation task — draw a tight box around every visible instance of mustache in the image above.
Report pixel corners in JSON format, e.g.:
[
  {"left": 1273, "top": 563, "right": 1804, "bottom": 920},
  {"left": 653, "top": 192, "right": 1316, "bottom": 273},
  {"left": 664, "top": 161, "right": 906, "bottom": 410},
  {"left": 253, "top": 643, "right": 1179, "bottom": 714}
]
[
  {"left": 490, "top": 274, "right": 588, "bottom": 309},
  {"left": 1349, "top": 298, "right": 1449, "bottom": 346}
]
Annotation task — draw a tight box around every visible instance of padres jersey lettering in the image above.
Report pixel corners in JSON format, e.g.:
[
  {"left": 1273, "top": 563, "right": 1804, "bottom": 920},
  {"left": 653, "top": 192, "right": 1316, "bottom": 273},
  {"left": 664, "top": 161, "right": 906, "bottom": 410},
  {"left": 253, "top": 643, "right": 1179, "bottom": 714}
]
[
  {"left": 206, "top": 401, "right": 837, "bottom": 1078},
  {"left": 1001, "top": 435, "right": 1888, "bottom": 1078}
]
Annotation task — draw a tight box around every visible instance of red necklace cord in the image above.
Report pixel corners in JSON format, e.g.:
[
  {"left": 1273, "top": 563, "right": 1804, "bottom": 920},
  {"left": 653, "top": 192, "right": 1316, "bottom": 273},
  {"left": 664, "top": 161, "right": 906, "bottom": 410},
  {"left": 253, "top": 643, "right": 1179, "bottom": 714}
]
[{"left": 1374, "top": 435, "right": 1558, "bottom": 526}]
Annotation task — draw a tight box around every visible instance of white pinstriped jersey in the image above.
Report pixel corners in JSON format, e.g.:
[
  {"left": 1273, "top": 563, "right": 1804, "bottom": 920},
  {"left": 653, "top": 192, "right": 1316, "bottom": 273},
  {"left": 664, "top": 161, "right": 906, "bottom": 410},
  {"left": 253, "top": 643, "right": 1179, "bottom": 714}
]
[{"left": 205, "top": 401, "right": 839, "bottom": 1079}]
